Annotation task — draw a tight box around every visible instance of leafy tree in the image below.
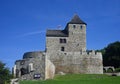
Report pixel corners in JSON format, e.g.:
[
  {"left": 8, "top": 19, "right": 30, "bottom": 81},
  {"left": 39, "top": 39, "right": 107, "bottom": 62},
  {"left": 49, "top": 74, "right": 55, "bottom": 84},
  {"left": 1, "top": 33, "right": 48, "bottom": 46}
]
[
  {"left": 101, "top": 41, "right": 120, "bottom": 68},
  {"left": 0, "top": 61, "right": 12, "bottom": 84}
]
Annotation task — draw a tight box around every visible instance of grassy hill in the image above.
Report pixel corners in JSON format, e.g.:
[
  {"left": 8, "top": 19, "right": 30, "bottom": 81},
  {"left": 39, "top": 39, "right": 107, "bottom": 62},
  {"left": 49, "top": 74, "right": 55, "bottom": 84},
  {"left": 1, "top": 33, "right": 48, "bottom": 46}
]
[{"left": 20, "top": 74, "right": 120, "bottom": 84}]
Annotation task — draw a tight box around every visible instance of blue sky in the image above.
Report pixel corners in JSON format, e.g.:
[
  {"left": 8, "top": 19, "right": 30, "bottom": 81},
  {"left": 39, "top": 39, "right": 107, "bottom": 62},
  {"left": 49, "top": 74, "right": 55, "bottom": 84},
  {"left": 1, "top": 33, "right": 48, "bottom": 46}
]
[{"left": 0, "top": 0, "right": 120, "bottom": 70}]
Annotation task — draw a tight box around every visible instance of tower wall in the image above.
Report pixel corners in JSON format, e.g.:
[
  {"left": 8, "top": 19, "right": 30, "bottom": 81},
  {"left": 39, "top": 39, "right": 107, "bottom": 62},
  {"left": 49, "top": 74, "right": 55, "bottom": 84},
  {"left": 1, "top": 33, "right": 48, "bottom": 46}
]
[{"left": 68, "top": 24, "right": 86, "bottom": 51}]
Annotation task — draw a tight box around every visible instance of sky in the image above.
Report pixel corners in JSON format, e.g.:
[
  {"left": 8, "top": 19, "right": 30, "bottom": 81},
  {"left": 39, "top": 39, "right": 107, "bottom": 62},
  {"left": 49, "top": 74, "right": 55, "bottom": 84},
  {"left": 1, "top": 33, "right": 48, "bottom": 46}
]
[{"left": 0, "top": 0, "right": 120, "bottom": 70}]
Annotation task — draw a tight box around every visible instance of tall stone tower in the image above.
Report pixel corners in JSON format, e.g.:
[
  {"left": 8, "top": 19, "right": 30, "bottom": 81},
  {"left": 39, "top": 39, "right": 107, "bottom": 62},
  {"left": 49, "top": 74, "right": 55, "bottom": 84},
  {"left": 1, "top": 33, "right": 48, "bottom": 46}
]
[{"left": 65, "top": 14, "right": 87, "bottom": 51}]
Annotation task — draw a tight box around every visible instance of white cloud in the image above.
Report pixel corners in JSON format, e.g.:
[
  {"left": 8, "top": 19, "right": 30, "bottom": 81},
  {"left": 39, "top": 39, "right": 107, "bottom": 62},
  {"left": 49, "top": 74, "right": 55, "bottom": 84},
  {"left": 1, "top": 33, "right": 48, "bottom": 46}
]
[{"left": 17, "top": 31, "right": 45, "bottom": 38}]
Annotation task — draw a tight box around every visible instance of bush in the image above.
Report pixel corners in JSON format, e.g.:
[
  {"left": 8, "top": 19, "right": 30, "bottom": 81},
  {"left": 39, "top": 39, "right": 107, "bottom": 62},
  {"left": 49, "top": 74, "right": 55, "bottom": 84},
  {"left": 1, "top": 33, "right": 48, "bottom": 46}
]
[
  {"left": 106, "top": 68, "right": 114, "bottom": 73},
  {"left": 115, "top": 68, "right": 120, "bottom": 72}
]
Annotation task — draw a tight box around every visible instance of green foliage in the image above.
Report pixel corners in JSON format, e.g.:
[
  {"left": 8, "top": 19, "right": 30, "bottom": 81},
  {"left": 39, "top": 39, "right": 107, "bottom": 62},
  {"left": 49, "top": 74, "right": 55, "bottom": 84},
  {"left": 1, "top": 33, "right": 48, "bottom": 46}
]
[
  {"left": 0, "top": 61, "right": 12, "bottom": 84},
  {"left": 115, "top": 68, "right": 120, "bottom": 72},
  {"left": 107, "top": 68, "right": 114, "bottom": 73},
  {"left": 98, "top": 41, "right": 120, "bottom": 68},
  {"left": 20, "top": 74, "right": 120, "bottom": 84}
]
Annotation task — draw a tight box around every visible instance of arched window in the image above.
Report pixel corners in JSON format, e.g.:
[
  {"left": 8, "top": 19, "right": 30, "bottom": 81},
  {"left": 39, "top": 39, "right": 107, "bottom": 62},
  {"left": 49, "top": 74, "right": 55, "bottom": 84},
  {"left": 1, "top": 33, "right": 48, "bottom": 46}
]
[{"left": 21, "top": 68, "right": 27, "bottom": 75}]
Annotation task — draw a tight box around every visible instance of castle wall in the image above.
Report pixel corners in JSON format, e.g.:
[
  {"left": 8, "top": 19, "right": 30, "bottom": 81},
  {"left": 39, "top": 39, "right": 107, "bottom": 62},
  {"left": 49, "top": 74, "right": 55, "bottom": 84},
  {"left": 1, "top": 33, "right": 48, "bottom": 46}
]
[{"left": 46, "top": 51, "right": 103, "bottom": 74}]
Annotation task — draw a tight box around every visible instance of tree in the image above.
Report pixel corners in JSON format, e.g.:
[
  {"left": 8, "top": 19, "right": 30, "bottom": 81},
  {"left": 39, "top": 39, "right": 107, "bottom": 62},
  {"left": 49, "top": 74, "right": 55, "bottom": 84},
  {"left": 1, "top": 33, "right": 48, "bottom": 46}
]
[
  {"left": 102, "top": 41, "right": 120, "bottom": 68},
  {"left": 0, "top": 61, "right": 12, "bottom": 84}
]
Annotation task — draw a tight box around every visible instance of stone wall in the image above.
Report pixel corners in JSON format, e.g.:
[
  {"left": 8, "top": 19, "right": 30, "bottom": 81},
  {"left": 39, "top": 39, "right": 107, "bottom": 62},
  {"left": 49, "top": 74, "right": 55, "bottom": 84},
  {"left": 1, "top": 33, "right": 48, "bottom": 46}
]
[
  {"left": 46, "top": 22, "right": 103, "bottom": 74},
  {"left": 46, "top": 51, "right": 103, "bottom": 74},
  {"left": 68, "top": 24, "right": 86, "bottom": 51},
  {"left": 14, "top": 52, "right": 46, "bottom": 80},
  {"left": 46, "top": 24, "right": 86, "bottom": 53},
  {"left": 45, "top": 59, "right": 55, "bottom": 79}
]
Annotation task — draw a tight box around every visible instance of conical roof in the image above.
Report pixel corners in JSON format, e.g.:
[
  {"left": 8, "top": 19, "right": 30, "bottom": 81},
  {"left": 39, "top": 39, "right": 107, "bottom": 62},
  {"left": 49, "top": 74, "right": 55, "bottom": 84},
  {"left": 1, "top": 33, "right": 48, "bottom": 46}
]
[{"left": 68, "top": 14, "right": 87, "bottom": 25}]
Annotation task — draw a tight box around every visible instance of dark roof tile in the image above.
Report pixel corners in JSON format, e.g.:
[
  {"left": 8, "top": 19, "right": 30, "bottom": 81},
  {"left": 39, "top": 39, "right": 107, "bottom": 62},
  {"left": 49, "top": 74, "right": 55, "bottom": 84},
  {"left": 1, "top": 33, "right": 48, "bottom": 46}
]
[
  {"left": 46, "top": 30, "right": 68, "bottom": 37},
  {"left": 68, "top": 14, "right": 87, "bottom": 25}
]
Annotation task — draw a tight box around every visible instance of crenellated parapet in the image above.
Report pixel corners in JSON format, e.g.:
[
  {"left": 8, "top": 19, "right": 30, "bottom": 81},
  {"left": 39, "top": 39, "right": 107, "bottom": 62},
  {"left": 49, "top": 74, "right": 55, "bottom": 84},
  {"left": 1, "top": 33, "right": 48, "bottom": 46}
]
[{"left": 55, "top": 50, "right": 102, "bottom": 59}]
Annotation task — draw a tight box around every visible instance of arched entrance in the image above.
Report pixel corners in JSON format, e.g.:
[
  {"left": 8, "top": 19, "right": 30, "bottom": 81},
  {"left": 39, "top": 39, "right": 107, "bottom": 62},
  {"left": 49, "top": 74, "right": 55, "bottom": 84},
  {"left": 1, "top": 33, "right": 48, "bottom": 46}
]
[{"left": 20, "top": 68, "right": 27, "bottom": 75}]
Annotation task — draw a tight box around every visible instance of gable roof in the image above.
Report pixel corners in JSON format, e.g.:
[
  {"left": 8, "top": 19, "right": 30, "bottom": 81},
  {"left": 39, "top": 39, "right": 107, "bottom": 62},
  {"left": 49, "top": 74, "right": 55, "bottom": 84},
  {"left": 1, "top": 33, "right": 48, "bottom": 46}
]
[
  {"left": 68, "top": 14, "right": 87, "bottom": 25},
  {"left": 46, "top": 30, "right": 68, "bottom": 37}
]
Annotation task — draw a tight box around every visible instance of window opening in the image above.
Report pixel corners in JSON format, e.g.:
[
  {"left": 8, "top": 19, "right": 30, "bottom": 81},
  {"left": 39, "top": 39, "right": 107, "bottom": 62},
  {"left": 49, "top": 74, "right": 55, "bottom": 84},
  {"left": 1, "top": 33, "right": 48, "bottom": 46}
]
[
  {"left": 80, "top": 25, "right": 83, "bottom": 29},
  {"left": 60, "top": 39, "right": 66, "bottom": 43},
  {"left": 61, "top": 47, "right": 65, "bottom": 51},
  {"left": 73, "top": 25, "right": 76, "bottom": 28}
]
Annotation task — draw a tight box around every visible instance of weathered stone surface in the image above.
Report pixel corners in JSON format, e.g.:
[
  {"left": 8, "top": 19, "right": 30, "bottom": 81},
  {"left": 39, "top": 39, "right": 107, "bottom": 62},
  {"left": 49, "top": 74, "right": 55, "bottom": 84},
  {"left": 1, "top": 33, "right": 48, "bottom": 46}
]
[
  {"left": 46, "top": 51, "right": 103, "bottom": 74},
  {"left": 14, "top": 52, "right": 46, "bottom": 80},
  {"left": 45, "top": 59, "right": 55, "bottom": 79},
  {"left": 46, "top": 16, "right": 103, "bottom": 74}
]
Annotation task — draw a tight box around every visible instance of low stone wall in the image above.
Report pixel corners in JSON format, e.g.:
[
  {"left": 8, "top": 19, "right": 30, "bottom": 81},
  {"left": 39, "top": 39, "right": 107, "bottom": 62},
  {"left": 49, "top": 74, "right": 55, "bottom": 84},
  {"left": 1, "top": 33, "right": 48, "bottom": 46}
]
[{"left": 104, "top": 73, "right": 120, "bottom": 76}]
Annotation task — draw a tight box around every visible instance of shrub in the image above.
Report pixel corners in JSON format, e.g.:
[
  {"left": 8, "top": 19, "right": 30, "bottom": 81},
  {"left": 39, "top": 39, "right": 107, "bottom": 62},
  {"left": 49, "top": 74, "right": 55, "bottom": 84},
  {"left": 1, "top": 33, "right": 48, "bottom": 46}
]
[{"left": 115, "top": 68, "right": 120, "bottom": 72}]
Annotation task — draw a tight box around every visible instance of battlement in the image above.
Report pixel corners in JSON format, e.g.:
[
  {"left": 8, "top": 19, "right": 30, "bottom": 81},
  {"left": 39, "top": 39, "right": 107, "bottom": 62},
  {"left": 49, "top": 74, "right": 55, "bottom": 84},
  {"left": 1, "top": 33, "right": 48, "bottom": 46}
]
[
  {"left": 78, "top": 50, "right": 101, "bottom": 55},
  {"left": 58, "top": 50, "right": 102, "bottom": 56}
]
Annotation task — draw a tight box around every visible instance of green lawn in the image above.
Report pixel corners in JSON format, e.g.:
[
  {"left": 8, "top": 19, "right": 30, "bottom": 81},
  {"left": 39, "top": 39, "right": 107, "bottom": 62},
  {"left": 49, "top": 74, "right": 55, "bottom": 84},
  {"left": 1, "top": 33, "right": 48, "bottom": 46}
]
[{"left": 20, "top": 74, "right": 120, "bottom": 84}]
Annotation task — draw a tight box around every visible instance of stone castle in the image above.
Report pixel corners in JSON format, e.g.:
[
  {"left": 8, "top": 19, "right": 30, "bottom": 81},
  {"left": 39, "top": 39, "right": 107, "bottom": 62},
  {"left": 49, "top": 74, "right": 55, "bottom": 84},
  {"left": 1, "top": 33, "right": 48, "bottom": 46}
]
[{"left": 13, "top": 15, "right": 103, "bottom": 80}]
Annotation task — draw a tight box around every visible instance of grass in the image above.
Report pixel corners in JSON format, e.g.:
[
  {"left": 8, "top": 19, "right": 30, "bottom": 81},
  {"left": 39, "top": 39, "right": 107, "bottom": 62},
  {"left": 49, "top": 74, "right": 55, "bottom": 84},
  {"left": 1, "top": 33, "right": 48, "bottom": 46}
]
[{"left": 20, "top": 74, "right": 120, "bottom": 84}]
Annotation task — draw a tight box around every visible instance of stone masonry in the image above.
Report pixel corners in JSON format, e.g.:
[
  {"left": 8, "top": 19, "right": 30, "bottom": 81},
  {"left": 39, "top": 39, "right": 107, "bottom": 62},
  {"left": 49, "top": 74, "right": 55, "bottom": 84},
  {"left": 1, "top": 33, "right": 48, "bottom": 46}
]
[{"left": 13, "top": 15, "right": 103, "bottom": 80}]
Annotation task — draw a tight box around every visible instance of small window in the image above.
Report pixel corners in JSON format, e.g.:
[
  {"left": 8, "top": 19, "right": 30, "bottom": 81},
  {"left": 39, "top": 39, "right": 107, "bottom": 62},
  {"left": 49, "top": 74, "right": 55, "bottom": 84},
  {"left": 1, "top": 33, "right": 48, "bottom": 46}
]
[
  {"left": 61, "top": 47, "right": 65, "bottom": 51},
  {"left": 80, "top": 25, "right": 82, "bottom": 29},
  {"left": 63, "top": 39, "right": 66, "bottom": 43},
  {"left": 60, "top": 39, "right": 62, "bottom": 43},
  {"left": 60, "top": 39, "right": 67, "bottom": 43},
  {"left": 77, "top": 44, "right": 79, "bottom": 46},
  {"left": 73, "top": 25, "right": 76, "bottom": 28}
]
